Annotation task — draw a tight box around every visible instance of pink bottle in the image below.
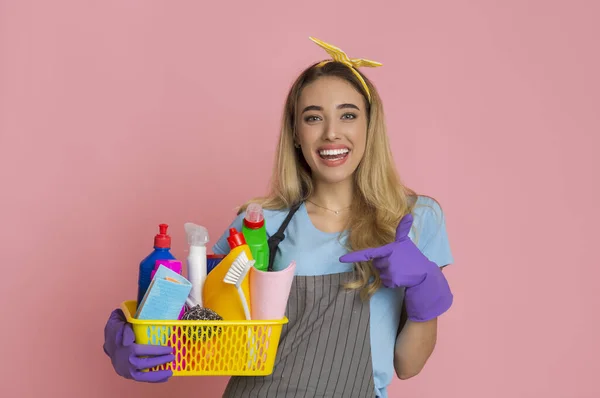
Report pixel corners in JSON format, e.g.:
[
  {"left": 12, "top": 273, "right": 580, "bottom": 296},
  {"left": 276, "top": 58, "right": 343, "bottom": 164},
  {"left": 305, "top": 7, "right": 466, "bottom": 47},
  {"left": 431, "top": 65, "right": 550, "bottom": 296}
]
[{"left": 150, "top": 259, "right": 183, "bottom": 279}]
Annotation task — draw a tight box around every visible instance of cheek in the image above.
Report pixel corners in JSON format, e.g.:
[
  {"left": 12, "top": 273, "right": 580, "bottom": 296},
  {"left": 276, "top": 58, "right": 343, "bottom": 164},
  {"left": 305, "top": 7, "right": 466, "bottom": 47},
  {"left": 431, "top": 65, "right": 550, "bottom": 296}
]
[
  {"left": 350, "top": 125, "right": 367, "bottom": 152},
  {"left": 297, "top": 126, "right": 320, "bottom": 147}
]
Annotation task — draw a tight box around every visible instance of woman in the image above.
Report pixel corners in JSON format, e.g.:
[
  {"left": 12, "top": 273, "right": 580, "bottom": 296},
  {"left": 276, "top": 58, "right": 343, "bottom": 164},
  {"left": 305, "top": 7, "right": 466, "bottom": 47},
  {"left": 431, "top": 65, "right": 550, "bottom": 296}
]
[{"left": 103, "top": 37, "right": 454, "bottom": 398}]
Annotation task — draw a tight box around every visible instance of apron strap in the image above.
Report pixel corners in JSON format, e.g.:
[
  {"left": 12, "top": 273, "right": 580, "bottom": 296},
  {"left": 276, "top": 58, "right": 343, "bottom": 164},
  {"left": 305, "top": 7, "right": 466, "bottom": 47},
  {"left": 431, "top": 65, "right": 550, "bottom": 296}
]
[{"left": 267, "top": 202, "right": 302, "bottom": 272}]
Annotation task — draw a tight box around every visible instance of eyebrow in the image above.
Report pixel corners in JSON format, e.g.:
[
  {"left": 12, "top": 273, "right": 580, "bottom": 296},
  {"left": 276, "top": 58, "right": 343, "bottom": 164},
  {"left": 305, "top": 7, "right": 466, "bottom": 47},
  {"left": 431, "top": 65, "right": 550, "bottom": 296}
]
[{"left": 301, "top": 103, "right": 360, "bottom": 114}]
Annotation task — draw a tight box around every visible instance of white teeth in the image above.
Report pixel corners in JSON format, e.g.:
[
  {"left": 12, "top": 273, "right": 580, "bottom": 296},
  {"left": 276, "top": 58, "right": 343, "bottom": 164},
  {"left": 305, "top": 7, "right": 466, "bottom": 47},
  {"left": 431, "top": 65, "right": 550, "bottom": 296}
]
[{"left": 319, "top": 148, "right": 349, "bottom": 156}]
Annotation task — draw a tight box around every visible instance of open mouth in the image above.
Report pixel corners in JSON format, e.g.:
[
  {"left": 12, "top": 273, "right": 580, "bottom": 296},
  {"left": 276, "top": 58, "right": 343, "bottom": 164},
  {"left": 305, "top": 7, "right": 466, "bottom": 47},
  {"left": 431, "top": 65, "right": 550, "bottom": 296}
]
[{"left": 318, "top": 148, "right": 350, "bottom": 161}]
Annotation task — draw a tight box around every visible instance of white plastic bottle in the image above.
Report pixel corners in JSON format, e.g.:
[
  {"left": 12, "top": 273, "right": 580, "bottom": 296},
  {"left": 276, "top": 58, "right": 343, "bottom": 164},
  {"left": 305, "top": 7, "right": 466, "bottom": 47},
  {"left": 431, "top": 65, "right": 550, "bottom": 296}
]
[{"left": 184, "top": 223, "right": 210, "bottom": 307}]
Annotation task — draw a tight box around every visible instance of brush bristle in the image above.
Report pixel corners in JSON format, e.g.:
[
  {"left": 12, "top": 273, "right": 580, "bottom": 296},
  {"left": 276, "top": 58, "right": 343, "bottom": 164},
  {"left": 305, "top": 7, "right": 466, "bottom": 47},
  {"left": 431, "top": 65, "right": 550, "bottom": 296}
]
[
  {"left": 224, "top": 266, "right": 243, "bottom": 283},
  {"left": 224, "top": 251, "right": 252, "bottom": 284}
]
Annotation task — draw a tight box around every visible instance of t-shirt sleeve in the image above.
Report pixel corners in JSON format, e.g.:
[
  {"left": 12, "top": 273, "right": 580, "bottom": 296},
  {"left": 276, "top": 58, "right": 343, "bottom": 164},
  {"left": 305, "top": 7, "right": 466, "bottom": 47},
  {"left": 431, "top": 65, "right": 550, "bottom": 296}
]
[
  {"left": 211, "top": 211, "right": 246, "bottom": 255},
  {"left": 413, "top": 197, "right": 454, "bottom": 268}
]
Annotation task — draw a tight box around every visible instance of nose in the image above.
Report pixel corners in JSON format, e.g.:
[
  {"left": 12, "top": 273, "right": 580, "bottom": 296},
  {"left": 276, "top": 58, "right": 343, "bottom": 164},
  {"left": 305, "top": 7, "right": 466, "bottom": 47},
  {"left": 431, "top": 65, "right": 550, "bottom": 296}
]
[{"left": 322, "top": 119, "right": 340, "bottom": 141}]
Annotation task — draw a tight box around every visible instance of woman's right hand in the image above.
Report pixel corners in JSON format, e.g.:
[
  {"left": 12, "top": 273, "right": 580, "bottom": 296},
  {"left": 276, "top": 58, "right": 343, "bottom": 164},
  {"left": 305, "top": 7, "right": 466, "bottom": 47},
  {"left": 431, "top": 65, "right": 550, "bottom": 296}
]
[
  {"left": 339, "top": 214, "right": 453, "bottom": 322},
  {"left": 103, "top": 308, "right": 174, "bottom": 383}
]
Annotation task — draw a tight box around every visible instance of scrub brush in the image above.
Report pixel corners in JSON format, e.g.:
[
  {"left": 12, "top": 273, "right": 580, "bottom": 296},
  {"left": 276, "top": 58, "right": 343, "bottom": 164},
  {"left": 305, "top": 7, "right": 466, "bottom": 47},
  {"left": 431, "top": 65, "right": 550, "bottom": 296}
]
[{"left": 224, "top": 251, "right": 254, "bottom": 320}]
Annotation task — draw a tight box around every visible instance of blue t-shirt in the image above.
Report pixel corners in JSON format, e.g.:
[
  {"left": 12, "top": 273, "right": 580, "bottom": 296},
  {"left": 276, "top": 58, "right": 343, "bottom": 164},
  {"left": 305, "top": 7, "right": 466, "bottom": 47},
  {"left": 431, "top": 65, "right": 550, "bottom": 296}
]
[{"left": 212, "top": 195, "right": 453, "bottom": 398}]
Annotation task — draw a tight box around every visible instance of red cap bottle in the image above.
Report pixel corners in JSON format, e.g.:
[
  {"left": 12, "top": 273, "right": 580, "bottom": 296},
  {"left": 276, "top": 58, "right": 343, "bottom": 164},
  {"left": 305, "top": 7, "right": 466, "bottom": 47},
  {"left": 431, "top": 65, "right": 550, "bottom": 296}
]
[
  {"left": 154, "top": 224, "right": 172, "bottom": 248},
  {"left": 226, "top": 227, "right": 246, "bottom": 249}
]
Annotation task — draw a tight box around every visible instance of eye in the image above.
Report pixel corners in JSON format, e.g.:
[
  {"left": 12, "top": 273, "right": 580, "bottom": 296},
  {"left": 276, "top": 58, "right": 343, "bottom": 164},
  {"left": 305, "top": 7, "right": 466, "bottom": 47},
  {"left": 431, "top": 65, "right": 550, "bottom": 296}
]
[
  {"left": 341, "top": 113, "right": 357, "bottom": 120},
  {"left": 304, "top": 115, "right": 322, "bottom": 123}
]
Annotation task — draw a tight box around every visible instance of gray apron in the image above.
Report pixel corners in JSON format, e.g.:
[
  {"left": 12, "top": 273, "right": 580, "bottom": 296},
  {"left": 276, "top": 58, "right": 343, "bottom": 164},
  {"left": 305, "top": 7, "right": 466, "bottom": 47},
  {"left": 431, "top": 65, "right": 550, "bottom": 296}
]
[{"left": 223, "top": 204, "right": 376, "bottom": 398}]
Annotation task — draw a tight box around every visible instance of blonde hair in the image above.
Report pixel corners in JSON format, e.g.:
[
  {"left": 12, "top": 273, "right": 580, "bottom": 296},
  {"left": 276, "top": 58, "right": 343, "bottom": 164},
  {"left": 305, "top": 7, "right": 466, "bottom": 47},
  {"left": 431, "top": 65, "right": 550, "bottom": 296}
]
[{"left": 239, "top": 61, "right": 422, "bottom": 299}]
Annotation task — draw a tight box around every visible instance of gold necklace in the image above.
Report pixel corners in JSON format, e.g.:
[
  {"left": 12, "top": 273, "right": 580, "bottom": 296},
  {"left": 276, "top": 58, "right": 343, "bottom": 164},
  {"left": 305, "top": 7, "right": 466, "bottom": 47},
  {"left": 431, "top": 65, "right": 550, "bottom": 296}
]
[{"left": 306, "top": 199, "right": 351, "bottom": 215}]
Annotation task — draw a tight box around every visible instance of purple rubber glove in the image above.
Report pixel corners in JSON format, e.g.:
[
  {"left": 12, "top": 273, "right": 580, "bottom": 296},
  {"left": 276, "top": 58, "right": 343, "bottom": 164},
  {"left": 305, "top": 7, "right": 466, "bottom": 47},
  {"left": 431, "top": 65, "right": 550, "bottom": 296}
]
[
  {"left": 340, "top": 213, "right": 453, "bottom": 322},
  {"left": 103, "top": 309, "right": 174, "bottom": 382}
]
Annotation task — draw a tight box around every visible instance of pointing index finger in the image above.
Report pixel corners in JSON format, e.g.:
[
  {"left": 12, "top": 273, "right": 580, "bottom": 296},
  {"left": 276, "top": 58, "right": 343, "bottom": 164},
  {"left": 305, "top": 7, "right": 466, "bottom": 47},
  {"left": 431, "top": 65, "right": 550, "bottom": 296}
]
[{"left": 339, "top": 244, "right": 392, "bottom": 263}]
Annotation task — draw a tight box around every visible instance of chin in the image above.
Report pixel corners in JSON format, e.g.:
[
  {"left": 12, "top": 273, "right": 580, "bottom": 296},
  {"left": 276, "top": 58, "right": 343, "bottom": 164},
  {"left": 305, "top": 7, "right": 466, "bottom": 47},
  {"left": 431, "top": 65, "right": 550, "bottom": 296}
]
[
  {"left": 316, "top": 173, "right": 354, "bottom": 185},
  {"left": 311, "top": 164, "right": 358, "bottom": 185}
]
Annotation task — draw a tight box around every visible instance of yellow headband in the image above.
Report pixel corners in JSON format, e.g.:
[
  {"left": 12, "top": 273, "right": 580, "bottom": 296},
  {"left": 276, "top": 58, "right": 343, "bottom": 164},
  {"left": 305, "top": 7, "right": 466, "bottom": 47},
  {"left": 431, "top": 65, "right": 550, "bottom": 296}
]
[{"left": 309, "top": 37, "right": 382, "bottom": 103}]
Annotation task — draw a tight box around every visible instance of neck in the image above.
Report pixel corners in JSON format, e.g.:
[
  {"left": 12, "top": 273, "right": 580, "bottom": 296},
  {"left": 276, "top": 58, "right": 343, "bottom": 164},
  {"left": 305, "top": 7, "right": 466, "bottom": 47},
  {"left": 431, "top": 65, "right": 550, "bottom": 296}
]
[{"left": 308, "top": 178, "right": 354, "bottom": 210}]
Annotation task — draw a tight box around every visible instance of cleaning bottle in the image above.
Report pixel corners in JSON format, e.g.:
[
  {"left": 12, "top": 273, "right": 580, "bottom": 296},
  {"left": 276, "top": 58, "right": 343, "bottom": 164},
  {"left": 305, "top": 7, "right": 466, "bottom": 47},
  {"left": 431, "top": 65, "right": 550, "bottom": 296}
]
[
  {"left": 184, "top": 222, "right": 209, "bottom": 308},
  {"left": 202, "top": 228, "right": 253, "bottom": 320},
  {"left": 137, "top": 224, "right": 176, "bottom": 306},
  {"left": 242, "top": 203, "right": 270, "bottom": 271}
]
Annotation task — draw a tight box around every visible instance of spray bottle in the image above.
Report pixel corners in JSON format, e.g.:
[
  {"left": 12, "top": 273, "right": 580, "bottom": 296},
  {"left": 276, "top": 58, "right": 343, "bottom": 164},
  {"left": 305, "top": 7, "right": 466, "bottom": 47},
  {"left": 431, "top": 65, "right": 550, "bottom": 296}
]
[
  {"left": 184, "top": 223, "right": 210, "bottom": 308},
  {"left": 137, "top": 224, "right": 176, "bottom": 306},
  {"left": 242, "top": 203, "right": 270, "bottom": 271}
]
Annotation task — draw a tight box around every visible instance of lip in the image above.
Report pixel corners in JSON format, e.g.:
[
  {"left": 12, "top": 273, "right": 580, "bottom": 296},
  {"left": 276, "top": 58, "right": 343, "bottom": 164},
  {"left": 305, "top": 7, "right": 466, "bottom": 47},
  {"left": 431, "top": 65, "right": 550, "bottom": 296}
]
[
  {"left": 316, "top": 144, "right": 351, "bottom": 152},
  {"left": 316, "top": 144, "right": 351, "bottom": 168}
]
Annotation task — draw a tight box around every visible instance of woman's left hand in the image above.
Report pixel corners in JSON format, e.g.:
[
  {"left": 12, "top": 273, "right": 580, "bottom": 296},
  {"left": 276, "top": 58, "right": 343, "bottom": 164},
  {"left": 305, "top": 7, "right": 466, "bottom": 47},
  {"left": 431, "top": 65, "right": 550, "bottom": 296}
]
[{"left": 339, "top": 213, "right": 453, "bottom": 322}]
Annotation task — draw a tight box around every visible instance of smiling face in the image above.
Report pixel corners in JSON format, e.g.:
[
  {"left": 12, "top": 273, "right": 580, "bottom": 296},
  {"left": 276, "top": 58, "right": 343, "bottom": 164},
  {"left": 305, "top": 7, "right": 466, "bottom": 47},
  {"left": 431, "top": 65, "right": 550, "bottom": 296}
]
[{"left": 295, "top": 76, "right": 368, "bottom": 185}]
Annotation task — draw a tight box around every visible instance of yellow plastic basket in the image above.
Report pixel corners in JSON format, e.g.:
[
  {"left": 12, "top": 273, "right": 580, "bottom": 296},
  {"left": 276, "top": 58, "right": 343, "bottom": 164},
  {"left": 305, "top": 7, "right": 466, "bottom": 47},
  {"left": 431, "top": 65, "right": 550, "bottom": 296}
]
[{"left": 121, "top": 300, "right": 288, "bottom": 376}]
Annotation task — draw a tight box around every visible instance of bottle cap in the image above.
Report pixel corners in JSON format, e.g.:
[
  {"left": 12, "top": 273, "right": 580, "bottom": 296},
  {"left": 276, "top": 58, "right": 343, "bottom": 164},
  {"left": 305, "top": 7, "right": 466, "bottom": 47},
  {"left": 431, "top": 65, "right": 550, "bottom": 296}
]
[
  {"left": 226, "top": 228, "right": 246, "bottom": 249},
  {"left": 154, "top": 224, "right": 171, "bottom": 248},
  {"left": 244, "top": 203, "right": 265, "bottom": 229}
]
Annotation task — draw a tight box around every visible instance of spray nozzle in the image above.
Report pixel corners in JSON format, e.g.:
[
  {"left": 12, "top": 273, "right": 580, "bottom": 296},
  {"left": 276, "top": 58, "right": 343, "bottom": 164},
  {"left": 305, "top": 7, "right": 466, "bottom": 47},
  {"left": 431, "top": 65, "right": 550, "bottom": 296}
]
[{"left": 184, "top": 223, "right": 210, "bottom": 247}]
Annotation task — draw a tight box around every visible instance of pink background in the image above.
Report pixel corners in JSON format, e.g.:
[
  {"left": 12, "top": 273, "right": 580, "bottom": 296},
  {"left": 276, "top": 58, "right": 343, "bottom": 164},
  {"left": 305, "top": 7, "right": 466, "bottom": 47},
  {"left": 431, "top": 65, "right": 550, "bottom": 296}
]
[{"left": 1, "top": 0, "right": 599, "bottom": 397}]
